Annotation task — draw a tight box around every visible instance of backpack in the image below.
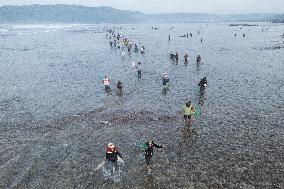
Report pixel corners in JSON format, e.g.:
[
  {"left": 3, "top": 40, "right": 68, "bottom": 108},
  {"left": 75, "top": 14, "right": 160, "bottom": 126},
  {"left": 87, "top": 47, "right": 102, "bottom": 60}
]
[{"left": 141, "top": 143, "right": 148, "bottom": 151}]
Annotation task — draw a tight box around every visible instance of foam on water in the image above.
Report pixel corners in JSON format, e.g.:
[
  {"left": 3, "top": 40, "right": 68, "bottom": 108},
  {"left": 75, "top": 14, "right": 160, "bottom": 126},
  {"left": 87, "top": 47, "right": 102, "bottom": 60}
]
[{"left": 12, "top": 24, "right": 77, "bottom": 29}]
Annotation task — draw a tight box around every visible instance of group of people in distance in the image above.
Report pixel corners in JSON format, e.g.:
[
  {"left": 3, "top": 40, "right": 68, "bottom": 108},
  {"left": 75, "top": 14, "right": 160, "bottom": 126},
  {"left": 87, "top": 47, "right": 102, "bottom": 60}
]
[
  {"left": 107, "top": 28, "right": 145, "bottom": 55},
  {"left": 100, "top": 27, "right": 208, "bottom": 178},
  {"left": 170, "top": 51, "right": 201, "bottom": 64}
]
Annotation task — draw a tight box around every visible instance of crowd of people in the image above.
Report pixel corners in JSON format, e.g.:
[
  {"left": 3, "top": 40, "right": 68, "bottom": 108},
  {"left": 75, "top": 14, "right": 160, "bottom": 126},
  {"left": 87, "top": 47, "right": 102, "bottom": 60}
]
[
  {"left": 99, "top": 27, "right": 208, "bottom": 179},
  {"left": 107, "top": 28, "right": 145, "bottom": 55}
]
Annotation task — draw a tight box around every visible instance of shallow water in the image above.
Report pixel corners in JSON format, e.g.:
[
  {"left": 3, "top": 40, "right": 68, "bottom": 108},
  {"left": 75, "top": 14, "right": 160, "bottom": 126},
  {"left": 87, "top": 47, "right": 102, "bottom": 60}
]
[{"left": 0, "top": 23, "right": 283, "bottom": 188}]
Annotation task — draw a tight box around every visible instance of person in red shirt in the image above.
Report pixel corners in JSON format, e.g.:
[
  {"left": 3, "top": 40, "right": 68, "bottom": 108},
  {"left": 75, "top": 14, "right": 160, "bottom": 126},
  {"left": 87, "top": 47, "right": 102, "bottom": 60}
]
[{"left": 104, "top": 143, "right": 123, "bottom": 178}]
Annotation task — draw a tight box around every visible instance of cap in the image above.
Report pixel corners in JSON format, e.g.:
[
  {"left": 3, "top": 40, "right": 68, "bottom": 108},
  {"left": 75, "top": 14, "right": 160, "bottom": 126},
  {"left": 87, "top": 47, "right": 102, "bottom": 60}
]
[{"left": 108, "top": 143, "right": 115, "bottom": 148}]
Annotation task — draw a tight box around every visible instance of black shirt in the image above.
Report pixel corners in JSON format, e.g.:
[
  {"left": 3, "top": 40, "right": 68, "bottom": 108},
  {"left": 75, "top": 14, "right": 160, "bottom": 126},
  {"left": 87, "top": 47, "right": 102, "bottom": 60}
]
[
  {"left": 198, "top": 78, "right": 207, "bottom": 87},
  {"left": 143, "top": 141, "right": 162, "bottom": 156},
  {"left": 163, "top": 78, "right": 169, "bottom": 86},
  {"left": 105, "top": 147, "right": 123, "bottom": 162}
]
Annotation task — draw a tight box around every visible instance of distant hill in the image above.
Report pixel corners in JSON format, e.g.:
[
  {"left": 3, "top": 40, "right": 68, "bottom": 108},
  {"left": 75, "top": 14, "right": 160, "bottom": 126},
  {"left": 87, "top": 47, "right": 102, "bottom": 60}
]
[
  {"left": 146, "top": 13, "right": 220, "bottom": 23},
  {"left": 220, "top": 13, "right": 280, "bottom": 22},
  {"left": 0, "top": 4, "right": 280, "bottom": 24},
  {"left": 0, "top": 5, "right": 144, "bottom": 23},
  {"left": 270, "top": 14, "right": 284, "bottom": 23}
]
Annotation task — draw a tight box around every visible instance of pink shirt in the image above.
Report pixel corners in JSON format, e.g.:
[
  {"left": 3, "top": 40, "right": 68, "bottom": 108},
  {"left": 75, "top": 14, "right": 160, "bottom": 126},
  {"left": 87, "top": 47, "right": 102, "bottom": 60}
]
[{"left": 103, "top": 78, "right": 110, "bottom": 86}]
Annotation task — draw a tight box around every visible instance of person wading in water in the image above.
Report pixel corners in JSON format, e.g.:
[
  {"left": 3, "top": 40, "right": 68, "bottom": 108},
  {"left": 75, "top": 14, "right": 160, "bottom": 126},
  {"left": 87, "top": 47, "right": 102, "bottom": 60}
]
[
  {"left": 142, "top": 140, "right": 163, "bottom": 173},
  {"left": 183, "top": 101, "right": 195, "bottom": 126}
]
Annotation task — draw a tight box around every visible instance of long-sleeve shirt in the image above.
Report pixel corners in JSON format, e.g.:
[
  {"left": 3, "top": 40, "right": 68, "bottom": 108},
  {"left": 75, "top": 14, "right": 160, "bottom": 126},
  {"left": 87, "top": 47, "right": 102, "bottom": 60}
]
[
  {"left": 198, "top": 79, "right": 207, "bottom": 87},
  {"left": 143, "top": 141, "right": 163, "bottom": 157},
  {"left": 105, "top": 147, "right": 123, "bottom": 162},
  {"left": 163, "top": 77, "right": 169, "bottom": 86}
]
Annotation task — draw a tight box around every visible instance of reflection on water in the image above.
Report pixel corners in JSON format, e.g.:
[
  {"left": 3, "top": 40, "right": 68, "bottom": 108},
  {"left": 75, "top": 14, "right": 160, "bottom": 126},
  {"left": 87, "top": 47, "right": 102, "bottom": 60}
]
[
  {"left": 196, "top": 61, "right": 201, "bottom": 72},
  {"left": 198, "top": 86, "right": 206, "bottom": 106},
  {"left": 162, "top": 85, "right": 170, "bottom": 95},
  {"left": 181, "top": 124, "right": 198, "bottom": 143},
  {"left": 102, "top": 161, "right": 122, "bottom": 182}
]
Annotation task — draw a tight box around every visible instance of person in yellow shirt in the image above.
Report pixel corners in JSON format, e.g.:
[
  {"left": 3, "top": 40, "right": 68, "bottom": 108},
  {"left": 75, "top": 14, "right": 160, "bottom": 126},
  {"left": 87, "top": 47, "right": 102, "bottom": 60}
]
[{"left": 183, "top": 101, "right": 195, "bottom": 125}]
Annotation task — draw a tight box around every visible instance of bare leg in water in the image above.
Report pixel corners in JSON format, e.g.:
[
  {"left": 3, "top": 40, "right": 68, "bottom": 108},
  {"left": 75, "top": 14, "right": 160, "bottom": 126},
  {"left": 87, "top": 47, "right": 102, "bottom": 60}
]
[{"left": 145, "top": 155, "right": 152, "bottom": 172}]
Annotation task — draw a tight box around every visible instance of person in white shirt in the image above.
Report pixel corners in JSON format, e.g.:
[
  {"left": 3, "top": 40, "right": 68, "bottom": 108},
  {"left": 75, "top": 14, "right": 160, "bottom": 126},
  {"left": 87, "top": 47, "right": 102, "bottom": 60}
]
[{"left": 102, "top": 76, "right": 111, "bottom": 92}]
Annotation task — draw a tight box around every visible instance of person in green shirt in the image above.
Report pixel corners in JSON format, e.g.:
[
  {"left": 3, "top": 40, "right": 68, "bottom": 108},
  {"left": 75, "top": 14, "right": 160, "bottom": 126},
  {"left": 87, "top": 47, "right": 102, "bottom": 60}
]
[{"left": 183, "top": 101, "right": 195, "bottom": 125}]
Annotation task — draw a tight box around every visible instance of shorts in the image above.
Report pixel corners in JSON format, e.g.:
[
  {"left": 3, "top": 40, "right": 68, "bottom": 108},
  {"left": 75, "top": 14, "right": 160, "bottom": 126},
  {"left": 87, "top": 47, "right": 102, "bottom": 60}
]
[
  {"left": 145, "top": 155, "right": 152, "bottom": 165},
  {"left": 105, "top": 85, "right": 110, "bottom": 91},
  {"left": 184, "top": 115, "right": 191, "bottom": 120}
]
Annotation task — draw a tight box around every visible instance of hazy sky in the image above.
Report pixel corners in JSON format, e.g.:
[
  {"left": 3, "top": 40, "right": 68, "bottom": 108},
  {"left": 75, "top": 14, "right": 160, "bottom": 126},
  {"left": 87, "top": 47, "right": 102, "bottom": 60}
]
[{"left": 1, "top": 0, "right": 284, "bottom": 14}]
